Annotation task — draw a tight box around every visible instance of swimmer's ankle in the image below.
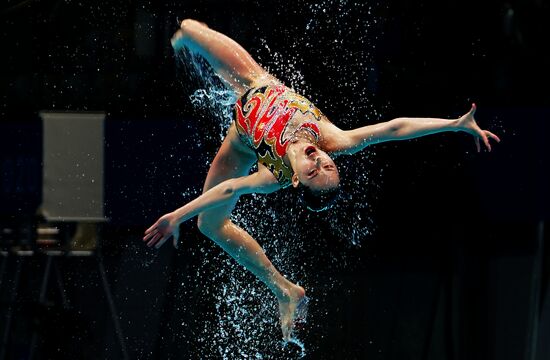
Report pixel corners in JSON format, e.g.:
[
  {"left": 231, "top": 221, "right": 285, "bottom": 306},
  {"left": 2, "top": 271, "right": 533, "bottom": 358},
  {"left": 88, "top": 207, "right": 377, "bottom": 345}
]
[
  {"left": 275, "top": 282, "right": 305, "bottom": 303},
  {"left": 266, "top": 270, "right": 305, "bottom": 301}
]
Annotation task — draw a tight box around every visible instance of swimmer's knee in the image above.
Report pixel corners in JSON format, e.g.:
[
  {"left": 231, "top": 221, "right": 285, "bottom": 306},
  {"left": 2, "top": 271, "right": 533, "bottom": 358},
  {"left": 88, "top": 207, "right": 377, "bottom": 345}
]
[
  {"left": 196, "top": 214, "right": 209, "bottom": 236},
  {"left": 173, "top": 19, "right": 210, "bottom": 50},
  {"left": 180, "top": 19, "right": 207, "bottom": 35},
  {"left": 197, "top": 214, "right": 224, "bottom": 239}
]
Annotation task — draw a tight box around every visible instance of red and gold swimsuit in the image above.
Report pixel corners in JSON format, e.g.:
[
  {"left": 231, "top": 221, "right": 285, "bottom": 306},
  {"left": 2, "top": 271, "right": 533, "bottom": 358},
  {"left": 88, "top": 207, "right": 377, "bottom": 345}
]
[{"left": 234, "top": 84, "right": 324, "bottom": 188}]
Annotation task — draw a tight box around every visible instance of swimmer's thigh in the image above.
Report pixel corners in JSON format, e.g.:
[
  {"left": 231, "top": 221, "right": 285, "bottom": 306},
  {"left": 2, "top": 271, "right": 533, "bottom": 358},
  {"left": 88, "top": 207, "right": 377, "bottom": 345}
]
[
  {"left": 174, "top": 19, "right": 275, "bottom": 94},
  {"left": 198, "top": 123, "right": 256, "bottom": 228}
]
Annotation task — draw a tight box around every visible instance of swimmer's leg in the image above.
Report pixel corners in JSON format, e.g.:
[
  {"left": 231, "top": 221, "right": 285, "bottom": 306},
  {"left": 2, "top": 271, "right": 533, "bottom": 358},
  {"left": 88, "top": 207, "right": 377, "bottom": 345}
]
[
  {"left": 171, "top": 19, "right": 279, "bottom": 96},
  {"left": 197, "top": 124, "right": 305, "bottom": 340}
]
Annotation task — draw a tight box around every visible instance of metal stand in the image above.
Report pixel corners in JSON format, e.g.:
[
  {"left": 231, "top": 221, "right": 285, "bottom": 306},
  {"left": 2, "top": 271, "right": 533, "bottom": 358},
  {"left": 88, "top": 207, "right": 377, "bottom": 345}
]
[
  {"left": 28, "top": 255, "right": 68, "bottom": 359},
  {"left": 0, "top": 255, "right": 23, "bottom": 360},
  {"left": 96, "top": 250, "right": 129, "bottom": 360},
  {"left": 0, "top": 248, "right": 129, "bottom": 360}
]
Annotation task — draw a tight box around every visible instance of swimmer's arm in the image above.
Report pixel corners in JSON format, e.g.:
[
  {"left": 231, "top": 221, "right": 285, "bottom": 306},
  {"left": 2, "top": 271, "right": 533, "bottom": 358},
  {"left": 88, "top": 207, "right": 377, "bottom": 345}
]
[
  {"left": 322, "top": 119, "right": 406, "bottom": 155},
  {"left": 171, "top": 166, "right": 279, "bottom": 224},
  {"left": 144, "top": 166, "right": 278, "bottom": 248},
  {"left": 325, "top": 104, "right": 500, "bottom": 155}
]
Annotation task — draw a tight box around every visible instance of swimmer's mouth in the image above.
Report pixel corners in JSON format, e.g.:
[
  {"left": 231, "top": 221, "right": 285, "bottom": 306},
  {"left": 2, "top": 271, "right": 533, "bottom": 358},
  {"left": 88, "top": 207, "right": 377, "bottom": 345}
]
[{"left": 305, "top": 145, "right": 317, "bottom": 156}]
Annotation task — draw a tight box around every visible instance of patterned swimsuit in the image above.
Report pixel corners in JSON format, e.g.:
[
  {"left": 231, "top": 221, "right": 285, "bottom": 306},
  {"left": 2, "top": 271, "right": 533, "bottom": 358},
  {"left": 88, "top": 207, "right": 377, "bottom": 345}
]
[{"left": 234, "top": 84, "right": 324, "bottom": 188}]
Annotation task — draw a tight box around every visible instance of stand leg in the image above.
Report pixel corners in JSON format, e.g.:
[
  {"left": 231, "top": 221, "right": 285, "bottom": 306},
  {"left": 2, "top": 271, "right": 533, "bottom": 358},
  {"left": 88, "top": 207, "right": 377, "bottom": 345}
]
[
  {"left": 527, "top": 221, "right": 544, "bottom": 360},
  {"left": 1, "top": 258, "right": 23, "bottom": 360},
  {"left": 0, "top": 255, "right": 6, "bottom": 289},
  {"left": 29, "top": 255, "right": 53, "bottom": 360},
  {"left": 53, "top": 260, "right": 69, "bottom": 308},
  {"left": 97, "top": 252, "right": 129, "bottom": 360},
  {"left": 39, "top": 256, "right": 52, "bottom": 302}
]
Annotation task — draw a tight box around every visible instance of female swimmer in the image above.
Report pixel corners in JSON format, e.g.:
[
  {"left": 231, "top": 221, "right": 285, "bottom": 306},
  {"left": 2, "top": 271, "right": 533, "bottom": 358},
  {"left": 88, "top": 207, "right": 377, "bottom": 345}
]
[{"left": 143, "top": 19, "right": 500, "bottom": 341}]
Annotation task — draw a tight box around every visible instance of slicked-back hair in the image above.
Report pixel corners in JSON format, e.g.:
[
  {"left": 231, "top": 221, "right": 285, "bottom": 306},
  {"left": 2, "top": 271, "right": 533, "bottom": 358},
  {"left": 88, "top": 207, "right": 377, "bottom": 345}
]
[{"left": 297, "top": 183, "right": 341, "bottom": 212}]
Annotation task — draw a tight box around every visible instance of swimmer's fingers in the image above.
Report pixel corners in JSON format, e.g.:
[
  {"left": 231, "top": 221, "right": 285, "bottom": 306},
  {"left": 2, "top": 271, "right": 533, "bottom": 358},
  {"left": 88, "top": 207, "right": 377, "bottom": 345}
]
[
  {"left": 460, "top": 103, "right": 476, "bottom": 125},
  {"left": 143, "top": 227, "right": 158, "bottom": 242},
  {"left": 146, "top": 232, "right": 163, "bottom": 248},
  {"left": 145, "top": 221, "right": 160, "bottom": 234},
  {"left": 154, "top": 234, "right": 172, "bottom": 249},
  {"left": 460, "top": 103, "right": 500, "bottom": 153},
  {"left": 143, "top": 228, "right": 179, "bottom": 249},
  {"left": 172, "top": 229, "right": 181, "bottom": 249},
  {"left": 469, "top": 102, "right": 477, "bottom": 117},
  {"left": 473, "top": 128, "right": 491, "bottom": 152},
  {"left": 478, "top": 130, "right": 501, "bottom": 152},
  {"left": 484, "top": 130, "right": 501, "bottom": 143}
]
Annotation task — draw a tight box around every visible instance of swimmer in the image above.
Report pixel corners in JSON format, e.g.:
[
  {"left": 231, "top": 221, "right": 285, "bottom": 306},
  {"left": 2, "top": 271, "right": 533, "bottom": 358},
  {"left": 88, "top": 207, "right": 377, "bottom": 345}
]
[{"left": 143, "top": 19, "right": 500, "bottom": 341}]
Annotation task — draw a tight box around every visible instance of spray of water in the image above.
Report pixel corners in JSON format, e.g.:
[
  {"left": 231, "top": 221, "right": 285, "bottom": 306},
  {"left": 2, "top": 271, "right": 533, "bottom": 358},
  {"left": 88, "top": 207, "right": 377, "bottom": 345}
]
[{"left": 169, "top": 1, "right": 381, "bottom": 357}]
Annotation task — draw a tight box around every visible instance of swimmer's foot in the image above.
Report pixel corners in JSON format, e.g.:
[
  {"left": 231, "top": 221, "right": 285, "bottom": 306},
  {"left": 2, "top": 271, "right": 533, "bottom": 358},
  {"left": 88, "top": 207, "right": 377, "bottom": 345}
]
[{"left": 277, "top": 284, "right": 308, "bottom": 341}]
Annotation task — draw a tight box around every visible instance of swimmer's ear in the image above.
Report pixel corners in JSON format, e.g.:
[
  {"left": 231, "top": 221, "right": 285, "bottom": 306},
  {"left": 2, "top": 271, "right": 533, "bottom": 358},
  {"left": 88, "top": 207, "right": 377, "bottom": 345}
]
[{"left": 292, "top": 173, "right": 300, "bottom": 188}]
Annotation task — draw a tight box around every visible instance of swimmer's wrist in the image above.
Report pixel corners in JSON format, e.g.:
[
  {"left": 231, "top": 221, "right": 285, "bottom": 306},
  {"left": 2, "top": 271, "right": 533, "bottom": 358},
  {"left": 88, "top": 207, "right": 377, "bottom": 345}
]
[
  {"left": 170, "top": 209, "right": 186, "bottom": 225},
  {"left": 449, "top": 118, "right": 461, "bottom": 132}
]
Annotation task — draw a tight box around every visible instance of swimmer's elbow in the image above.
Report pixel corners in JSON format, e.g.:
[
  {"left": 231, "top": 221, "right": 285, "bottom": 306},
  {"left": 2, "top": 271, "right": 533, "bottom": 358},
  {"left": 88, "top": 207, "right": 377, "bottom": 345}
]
[
  {"left": 222, "top": 185, "right": 235, "bottom": 196},
  {"left": 221, "top": 181, "right": 238, "bottom": 198},
  {"left": 222, "top": 178, "right": 251, "bottom": 198},
  {"left": 386, "top": 118, "right": 410, "bottom": 140},
  {"left": 385, "top": 119, "right": 403, "bottom": 138}
]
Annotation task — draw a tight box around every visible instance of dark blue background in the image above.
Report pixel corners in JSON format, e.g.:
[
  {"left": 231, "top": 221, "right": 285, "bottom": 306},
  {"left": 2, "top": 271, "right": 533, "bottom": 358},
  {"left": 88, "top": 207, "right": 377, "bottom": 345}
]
[{"left": 1, "top": 0, "right": 549, "bottom": 359}]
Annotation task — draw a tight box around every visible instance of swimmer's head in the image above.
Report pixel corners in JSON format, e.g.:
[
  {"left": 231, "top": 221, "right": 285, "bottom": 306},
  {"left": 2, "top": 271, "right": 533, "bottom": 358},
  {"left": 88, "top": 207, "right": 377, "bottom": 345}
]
[
  {"left": 296, "top": 182, "right": 341, "bottom": 212},
  {"left": 287, "top": 142, "right": 340, "bottom": 211}
]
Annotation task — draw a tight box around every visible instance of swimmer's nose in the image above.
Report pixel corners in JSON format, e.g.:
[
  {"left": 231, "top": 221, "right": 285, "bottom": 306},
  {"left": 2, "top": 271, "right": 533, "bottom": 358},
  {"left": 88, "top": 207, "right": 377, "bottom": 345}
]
[{"left": 315, "top": 157, "right": 322, "bottom": 169}]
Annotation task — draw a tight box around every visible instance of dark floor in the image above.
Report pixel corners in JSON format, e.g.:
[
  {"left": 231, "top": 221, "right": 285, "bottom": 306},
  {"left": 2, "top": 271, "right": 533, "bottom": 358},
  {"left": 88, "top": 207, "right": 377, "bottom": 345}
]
[{"left": 1, "top": 218, "right": 549, "bottom": 359}]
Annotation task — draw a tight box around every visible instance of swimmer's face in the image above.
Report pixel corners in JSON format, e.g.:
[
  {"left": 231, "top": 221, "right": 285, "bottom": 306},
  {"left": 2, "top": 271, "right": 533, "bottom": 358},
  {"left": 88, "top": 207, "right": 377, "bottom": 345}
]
[{"left": 291, "top": 144, "right": 340, "bottom": 191}]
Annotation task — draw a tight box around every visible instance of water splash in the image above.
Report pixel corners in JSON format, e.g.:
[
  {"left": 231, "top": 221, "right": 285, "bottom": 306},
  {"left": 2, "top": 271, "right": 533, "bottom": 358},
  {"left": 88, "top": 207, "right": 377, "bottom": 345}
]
[
  {"left": 174, "top": 45, "right": 236, "bottom": 141},
  {"left": 169, "top": 2, "right": 381, "bottom": 357},
  {"left": 283, "top": 337, "right": 306, "bottom": 358},
  {"left": 189, "top": 88, "right": 236, "bottom": 140}
]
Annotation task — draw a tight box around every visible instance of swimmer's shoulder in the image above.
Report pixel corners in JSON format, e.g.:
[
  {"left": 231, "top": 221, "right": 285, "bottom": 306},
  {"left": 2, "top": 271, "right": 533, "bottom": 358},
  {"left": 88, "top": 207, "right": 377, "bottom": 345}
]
[
  {"left": 247, "top": 163, "right": 282, "bottom": 194},
  {"left": 317, "top": 116, "right": 349, "bottom": 156}
]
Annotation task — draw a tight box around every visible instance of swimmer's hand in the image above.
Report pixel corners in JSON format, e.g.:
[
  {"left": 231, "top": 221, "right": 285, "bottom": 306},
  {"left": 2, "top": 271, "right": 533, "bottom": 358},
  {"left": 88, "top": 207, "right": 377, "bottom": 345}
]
[
  {"left": 143, "top": 212, "right": 180, "bottom": 249},
  {"left": 456, "top": 103, "right": 501, "bottom": 152}
]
